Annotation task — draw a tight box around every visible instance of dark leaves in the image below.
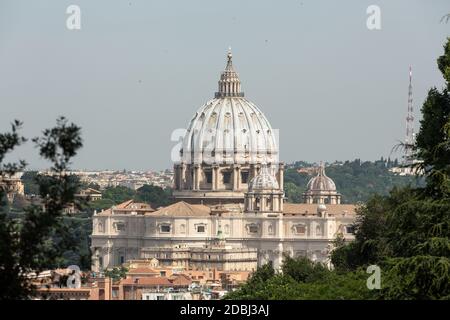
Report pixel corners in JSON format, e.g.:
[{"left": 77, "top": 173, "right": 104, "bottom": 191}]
[{"left": 0, "top": 117, "right": 83, "bottom": 299}]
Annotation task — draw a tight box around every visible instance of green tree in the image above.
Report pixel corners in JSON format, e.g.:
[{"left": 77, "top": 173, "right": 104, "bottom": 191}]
[
  {"left": 283, "top": 182, "right": 304, "bottom": 203},
  {"left": 281, "top": 255, "right": 328, "bottom": 283},
  {"left": 102, "top": 186, "right": 136, "bottom": 204},
  {"left": 21, "top": 171, "right": 40, "bottom": 195},
  {"left": 230, "top": 38, "right": 450, "bottom": 301},
  {"left": 0, "top": 117, "right": 82, "bottom": 299},
  {"left": 330, "top": 38, "right": 450, "bottom": 300},
  {"left": 104, "top": 266, "right": 128, "bottom": 283},
  {"left": 225, "top": 257, "right": 377, "bottom": 300},
  {"left": 284, "top": 160, "right": 423, "bottom": 204},
  {"left": 134, "top": 184, "right": 172, "bottom": 208}
]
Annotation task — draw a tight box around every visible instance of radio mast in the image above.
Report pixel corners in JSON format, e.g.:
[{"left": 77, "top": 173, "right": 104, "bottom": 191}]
[{"left": 404, "top": 66, "right": 414, "bottom": 164}]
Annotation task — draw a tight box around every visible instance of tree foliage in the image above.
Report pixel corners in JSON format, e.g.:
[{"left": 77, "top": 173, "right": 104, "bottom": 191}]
[
  {"left": 231, "top": 38, "right": 450, "bottom": 300},
  {"left": 0, "top": 117, "right": 82, "bottom": 299},
  {"left": 225, "top": 257, "right": 377, "bottom": 300},
  {"left": 89, "top": 184, "right": 173, "bottom": 211},
  {"left": 284, "top": 159, "right": 423, "bottom": 204},
  {"left": 104, "top": 266, "right": 128, "bottom": 283},
  {"left": 331, "top": 38, "right": 450, "bottom": 300}
]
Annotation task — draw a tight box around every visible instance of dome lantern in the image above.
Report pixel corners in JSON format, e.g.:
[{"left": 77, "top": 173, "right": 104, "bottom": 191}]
[{"left": 215, "top": 48, "right": 244, "bottom": 98}]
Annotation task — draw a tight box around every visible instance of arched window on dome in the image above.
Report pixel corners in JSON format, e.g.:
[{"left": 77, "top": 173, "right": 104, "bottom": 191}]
[
  {"left": 266, "top": 197, "right": 272, "bottom": 209},
  {"left": 255, "top": 197, "right": 261, "bottom": 210}
]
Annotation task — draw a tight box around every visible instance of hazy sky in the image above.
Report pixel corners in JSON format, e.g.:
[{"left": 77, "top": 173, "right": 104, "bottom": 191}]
[{"left": 0, "top": 0, "right": 449, "bottom": 171}]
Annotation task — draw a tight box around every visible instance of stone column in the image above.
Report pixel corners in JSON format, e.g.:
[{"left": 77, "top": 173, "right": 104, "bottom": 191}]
[
  {"left": 232, "top": 165, "right": 240, "bottom": 191},
  {"left": 246, "top": 194, "right": 253, "bottom": 211},
  {"left": 191, "top": 165, "right": 195, "bottom": 190},
  {"left": 213, "top": 165, "right": 219, "bottom": 190},
  {"left": 211, "top": 165, "right": 216, "bottom": 190},
  {"left": 277, "top": 162, "right": 285, "bottom": 191},
  {"left": 192, "top": 165, "right": 198, "bottom": 190},
  {"left": 195, "top": 165, "right": 201, "bottom": 190}
]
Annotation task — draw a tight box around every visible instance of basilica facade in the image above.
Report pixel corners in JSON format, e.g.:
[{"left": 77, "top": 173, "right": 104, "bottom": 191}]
[{"left": 91, "top": 52, "right": 356, "bottom": 272}]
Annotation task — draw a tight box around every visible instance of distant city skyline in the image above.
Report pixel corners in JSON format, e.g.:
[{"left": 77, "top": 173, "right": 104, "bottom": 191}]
[{"left": 1, "top": 0, "right": 449, "bottom": 171}]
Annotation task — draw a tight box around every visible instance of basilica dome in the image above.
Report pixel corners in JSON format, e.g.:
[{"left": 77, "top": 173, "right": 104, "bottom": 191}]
[
  {"left": 180, "top": 51, "right": 278, "bottom": 165},
  {"left": 249, "top": 165, "right": 279, "bottom": 191},
  {"left": 173, "top": 50, "right": 283, "bottom": 205},
  {"left": 302, "top": 163, "right": 341, "bottom": 205},
  {"left": 306, "top": 164, "right": 336, "bottom": 192}
]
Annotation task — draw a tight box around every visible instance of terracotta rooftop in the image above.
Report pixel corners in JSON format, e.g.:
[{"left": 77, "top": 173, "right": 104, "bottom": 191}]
[
  {"left": 169, "top": 274, "right": 192, "bottom": 286},
  {"left": 127, "top": 267, "right": 159, "bottom": 275},
  {"left": 146, "top": 201, "right": 211, "bottom": 217},
  {"left": 82, "top": 188, "right": 102, "bottom": 194},
  {"left": 121, "top": 277, "right": 172, "bottom": 286},
  {"left": 98, "top": 200, "right": 155, "bottom": 215}
]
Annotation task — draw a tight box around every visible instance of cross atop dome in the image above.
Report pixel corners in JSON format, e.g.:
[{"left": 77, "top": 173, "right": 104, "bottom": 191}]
[
  {"left": 215, "top": 49, "right": 244, "bottom": 98},
  {"left": 225, "top": 47, "right": 234, "bottom": 70}
]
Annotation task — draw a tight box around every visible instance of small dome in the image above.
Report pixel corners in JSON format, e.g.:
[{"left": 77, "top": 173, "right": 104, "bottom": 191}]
[
  {"left": 249, "top": 165, "right": 279, "bottom": 191},
  {"left": 306, "top": 163, "right": 336, "bottom": 191}
]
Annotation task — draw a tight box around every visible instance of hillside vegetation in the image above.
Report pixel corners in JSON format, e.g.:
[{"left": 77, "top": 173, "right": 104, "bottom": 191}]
[{"left": 284, "top": 158, "right": 424, "bottom": 204}]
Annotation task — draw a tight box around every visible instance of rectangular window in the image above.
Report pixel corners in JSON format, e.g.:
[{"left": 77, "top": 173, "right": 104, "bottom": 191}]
[
  {"left": 345, "top": 226, "right": 355, "bottom": 234},
  {"left": 222, "top": 171, "right": 231, "bottom": 184},
  {"left": 205, "top": 171, "right": 212, "bottom": 183},
  {"left": 248, "top": 225, "right": 258, "bottom": 234},
  {"left": 295, "top": 225, "right": 306, "bottom": 234},
  {"left": 241, "top": 171, "right": 249, "bottom": 184},
  {"left": 114, "top": 222, "right": 125, "bottom": 231},
  {"left": 196, "top": 225, "right": 205, "bottom": 233},
  {"left": 160, "top": 225, "right": 171, "bottom": 233}
]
